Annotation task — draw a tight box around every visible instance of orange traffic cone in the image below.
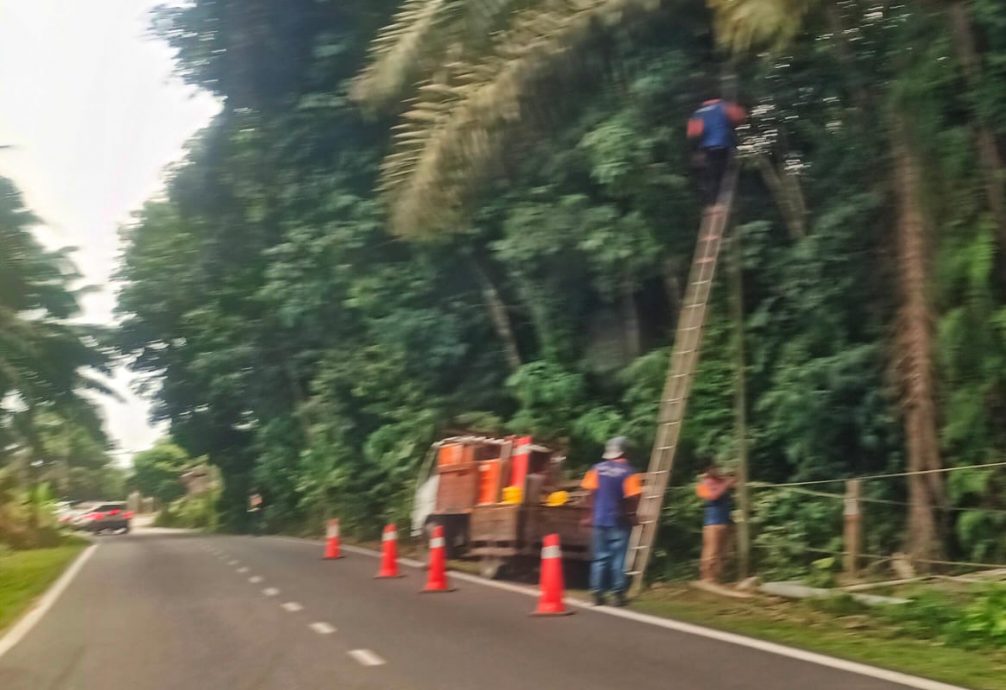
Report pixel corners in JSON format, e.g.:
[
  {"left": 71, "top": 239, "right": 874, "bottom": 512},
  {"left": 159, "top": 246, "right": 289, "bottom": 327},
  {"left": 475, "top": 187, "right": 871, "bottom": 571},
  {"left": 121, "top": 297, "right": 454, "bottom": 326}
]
[
  {"left": 421, "top": 525, "right": 455, "bottom": 593},
  {"left": 532, "top": 533, "right": 573, "bottom": 616},
  {"left": 323, "top": 519, "right": 343, "bottom": 560},
  {"left": 375, "top": 524, "right": 404, "bottom": 578}
]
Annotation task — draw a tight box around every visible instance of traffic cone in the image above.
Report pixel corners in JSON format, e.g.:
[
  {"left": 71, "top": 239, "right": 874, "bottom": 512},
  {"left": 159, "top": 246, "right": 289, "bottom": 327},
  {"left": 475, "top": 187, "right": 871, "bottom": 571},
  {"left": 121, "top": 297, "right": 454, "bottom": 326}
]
[
  {"left": 375, "top": 524, "right": 404, "bottom": 578},
  {"left": 323, "top": 519, "right": 343, "bottom": 560},
  {"left": 531, "top": 533, "right": 573, "bottom": 616},
  {"left": 421, "top": 525, "right": 455, "bottom": 593}
]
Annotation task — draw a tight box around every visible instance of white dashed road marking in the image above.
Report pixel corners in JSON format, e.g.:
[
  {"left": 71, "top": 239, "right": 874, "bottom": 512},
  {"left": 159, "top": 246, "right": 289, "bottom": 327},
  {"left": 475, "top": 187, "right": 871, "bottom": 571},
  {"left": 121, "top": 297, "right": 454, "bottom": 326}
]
[
  {"left": 263, "top": 587, "right": 279, "bottom": 597},
  {"left": 282, "top": 602, "right": 303, "bottom": 612},
  {"left": 228, "top": 560, "right": 239, "bottom": 566},
  {"left": 237, "top": 567, "right": 249, "bottom": 573},
  {"left": 349, "top": 649, "right": 385, "bottom": 667},
  {"left": 309, "top": 622, "right": 336, "bottom": 635},
  {"left": 249, "top": 576, "right": 263, "bottom": 584}
]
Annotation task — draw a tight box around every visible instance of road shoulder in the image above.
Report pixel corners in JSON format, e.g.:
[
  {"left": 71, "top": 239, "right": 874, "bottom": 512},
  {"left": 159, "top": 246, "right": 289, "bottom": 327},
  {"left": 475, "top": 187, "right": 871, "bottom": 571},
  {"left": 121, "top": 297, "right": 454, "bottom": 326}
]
[
  {"left": 0, "top": 540, "right": 95, "bottom": 658},
  {"left": 281, "top": 535, "right": 989, "bottom": 690}
]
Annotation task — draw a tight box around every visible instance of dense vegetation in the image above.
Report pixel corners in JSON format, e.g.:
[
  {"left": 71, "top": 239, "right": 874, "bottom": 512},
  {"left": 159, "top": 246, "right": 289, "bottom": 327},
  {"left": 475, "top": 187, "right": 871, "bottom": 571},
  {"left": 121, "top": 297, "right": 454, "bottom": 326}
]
[
  {"left": 0, "top": 177, "right": 122, "bottom": 548},
  {"left": 116, "top": 0, "right": 1006, "bottom": 577}
]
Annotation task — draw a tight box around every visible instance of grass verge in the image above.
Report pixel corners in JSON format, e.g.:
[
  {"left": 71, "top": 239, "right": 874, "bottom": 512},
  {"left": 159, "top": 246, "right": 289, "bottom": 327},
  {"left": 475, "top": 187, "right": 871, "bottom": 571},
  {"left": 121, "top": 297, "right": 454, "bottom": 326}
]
[
  {"left": 0, "top": 538, "right": 88, "bottom": 632},
  {"left": 630, "top": 585, "right": 1006, "bottom": 690}
]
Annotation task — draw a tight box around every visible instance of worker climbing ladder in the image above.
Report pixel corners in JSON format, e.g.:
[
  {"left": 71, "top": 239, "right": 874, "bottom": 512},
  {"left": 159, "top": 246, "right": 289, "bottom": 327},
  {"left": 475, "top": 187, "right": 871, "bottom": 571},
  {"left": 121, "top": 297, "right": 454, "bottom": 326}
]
[{"left": 626, "top": 158, "right": 740, "bottom": 595}]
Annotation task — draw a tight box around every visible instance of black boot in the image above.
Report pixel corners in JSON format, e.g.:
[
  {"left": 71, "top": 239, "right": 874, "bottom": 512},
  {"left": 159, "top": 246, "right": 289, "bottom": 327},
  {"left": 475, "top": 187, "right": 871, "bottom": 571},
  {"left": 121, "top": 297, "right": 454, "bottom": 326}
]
[
  {"left": 591, "top": 592, "right": 606, "bottom": 607},
  {"left": 613, "top": 591, "right": 628, "bottom": 607}
]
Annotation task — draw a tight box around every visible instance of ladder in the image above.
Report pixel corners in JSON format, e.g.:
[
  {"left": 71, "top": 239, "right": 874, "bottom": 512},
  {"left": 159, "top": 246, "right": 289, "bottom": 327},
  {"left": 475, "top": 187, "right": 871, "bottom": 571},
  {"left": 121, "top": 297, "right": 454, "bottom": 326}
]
[{"left": 626, "top": 159, "right": 740, "bottom": 594}]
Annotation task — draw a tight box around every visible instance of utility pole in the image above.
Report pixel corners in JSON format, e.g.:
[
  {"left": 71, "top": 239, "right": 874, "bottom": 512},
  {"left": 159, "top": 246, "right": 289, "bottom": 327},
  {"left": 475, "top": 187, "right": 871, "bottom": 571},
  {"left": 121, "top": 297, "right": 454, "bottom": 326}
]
[{"left": 729, "top": 228, "right": 751, "bottom": 579}]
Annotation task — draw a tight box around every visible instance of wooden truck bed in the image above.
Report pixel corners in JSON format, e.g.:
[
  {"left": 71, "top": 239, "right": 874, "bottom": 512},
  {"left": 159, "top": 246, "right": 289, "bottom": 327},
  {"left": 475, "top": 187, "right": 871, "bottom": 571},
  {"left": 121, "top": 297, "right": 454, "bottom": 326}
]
[{"left": 468, "top": 503, "right": 590, "bottom": 560}]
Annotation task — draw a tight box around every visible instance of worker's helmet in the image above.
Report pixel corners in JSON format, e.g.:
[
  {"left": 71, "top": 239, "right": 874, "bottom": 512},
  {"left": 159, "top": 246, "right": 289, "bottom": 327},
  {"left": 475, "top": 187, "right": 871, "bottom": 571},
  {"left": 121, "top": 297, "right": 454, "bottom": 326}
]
[{"left": 603, "top": 436, "right": 629, "bottom": 460}]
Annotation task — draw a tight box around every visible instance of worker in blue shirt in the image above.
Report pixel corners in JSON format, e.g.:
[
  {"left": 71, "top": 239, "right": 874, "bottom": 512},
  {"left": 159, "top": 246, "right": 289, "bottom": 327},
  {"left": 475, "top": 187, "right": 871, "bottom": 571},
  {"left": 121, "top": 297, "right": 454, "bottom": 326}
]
[
  {"left": 687, "top": 98, "right": 746, "bottom": 207},
  {"left": 581, "top": 437, "right": 642, "bottom": 607}
]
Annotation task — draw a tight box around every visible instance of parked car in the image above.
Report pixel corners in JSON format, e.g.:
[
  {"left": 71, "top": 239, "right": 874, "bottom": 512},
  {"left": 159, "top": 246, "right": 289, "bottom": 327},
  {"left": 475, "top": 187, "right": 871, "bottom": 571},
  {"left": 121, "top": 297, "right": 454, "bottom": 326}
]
[
  {"left": 67, "top": 502, "right": 97, "bottom": 528},
  {"left": 78, "top": 502, "right": 133, "bottom": 534},
  {"left": 54, "top": 501, "right": 77, "bottom": 525}
]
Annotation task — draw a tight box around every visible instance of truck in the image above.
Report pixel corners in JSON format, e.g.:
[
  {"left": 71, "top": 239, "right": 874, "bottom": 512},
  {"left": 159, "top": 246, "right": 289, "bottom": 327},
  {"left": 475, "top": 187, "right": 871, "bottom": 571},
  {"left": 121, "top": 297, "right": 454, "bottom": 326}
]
[{"left": 411, "top": 435, "right": 592, "bottom": 579}]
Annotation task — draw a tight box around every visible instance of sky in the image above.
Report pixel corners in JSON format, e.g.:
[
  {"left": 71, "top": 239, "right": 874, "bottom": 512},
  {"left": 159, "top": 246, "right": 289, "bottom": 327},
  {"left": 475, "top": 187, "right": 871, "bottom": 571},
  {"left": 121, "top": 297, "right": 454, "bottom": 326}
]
[{"left": 0, "top": 0, "right": 220, "bottom": 462}]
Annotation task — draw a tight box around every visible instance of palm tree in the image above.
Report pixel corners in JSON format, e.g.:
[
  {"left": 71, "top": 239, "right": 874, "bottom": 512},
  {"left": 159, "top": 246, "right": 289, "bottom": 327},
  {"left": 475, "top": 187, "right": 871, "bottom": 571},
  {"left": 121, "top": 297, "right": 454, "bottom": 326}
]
[
  {"left": 352, "top": 0, "right": 668, "bottom": 237},
  {"left": 0, "top": 176, "right": 111, "bottom": 467}
]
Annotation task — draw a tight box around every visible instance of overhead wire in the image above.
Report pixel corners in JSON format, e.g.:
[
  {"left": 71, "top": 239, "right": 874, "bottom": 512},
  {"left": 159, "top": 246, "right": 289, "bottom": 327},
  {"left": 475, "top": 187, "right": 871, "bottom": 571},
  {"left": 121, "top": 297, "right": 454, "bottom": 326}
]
[{"left": 745, "top": 460, "right": 1006, "bottom": 489}]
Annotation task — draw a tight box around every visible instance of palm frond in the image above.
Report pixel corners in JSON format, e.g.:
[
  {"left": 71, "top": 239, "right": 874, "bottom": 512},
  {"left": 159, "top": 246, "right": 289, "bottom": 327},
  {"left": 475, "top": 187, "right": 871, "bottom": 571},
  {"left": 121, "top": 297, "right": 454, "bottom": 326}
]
[
  {"left": 351, "top": 0, "right": 544, "bottom": 111},
  {"left": 705, "top": 0, "right": 818, "bottom": 53},
  {"left": 350, "top": 0, "right": 462, "bottom": 110},
  {"left": 381, "top": 0, "right": 665, "bottom": 236}
]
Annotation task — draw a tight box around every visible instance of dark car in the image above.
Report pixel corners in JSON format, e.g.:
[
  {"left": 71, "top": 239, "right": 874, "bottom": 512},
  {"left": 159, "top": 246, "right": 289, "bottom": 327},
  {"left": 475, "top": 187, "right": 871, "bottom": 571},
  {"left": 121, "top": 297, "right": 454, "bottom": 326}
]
[{"left": 80, "top": 502, "right": 133, "bottom": 534}]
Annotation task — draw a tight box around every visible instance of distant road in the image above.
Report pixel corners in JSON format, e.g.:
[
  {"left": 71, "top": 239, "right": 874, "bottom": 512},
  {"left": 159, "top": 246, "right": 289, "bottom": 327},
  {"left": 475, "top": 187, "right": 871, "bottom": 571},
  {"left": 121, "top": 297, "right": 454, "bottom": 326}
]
[{"left": 0, "top": 526, "right": 956, "bottom": 690}]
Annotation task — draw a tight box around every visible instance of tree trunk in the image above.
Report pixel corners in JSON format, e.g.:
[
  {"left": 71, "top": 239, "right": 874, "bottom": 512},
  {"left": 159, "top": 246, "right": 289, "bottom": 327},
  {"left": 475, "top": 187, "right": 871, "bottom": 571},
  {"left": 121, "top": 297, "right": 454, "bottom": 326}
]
[
  {"left": 662, "top": 257, "right": 682, "bottom": 319},
  {"left": 825, "top": 4, "right": 872, "bottom": 113},
  {"left": 473, "top": 262, "right": 523, "bottom": 373},
  {"left": 946, "top": 1, "right": 1006, "bottom": 254},
  {"left": 621, "top": 274, "right": 642, "bottom": 360},
  {"left": 891, "top": 124, "right": 945, "bottom": 566},
  {"left": 756, "top": 153, "right": 806, "bottom": 240}
]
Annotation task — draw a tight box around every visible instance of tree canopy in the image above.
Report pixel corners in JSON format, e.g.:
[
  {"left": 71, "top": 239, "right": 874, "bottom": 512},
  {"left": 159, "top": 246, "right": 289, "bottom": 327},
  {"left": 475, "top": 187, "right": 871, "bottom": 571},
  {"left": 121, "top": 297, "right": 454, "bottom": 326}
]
[{"left": 116, "top": 0, "right": 1006, "bottom": 572}]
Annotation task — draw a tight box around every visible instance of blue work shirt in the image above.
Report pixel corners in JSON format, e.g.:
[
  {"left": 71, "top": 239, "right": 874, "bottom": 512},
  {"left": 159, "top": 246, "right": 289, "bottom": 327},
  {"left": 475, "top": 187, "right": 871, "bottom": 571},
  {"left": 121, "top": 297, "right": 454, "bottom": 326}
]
[
  {"left": 688, "top": 100, "right": 745, "bottom": 150},
  {"left": 581, "top": 459, "right": 642, "bottom": 528}
]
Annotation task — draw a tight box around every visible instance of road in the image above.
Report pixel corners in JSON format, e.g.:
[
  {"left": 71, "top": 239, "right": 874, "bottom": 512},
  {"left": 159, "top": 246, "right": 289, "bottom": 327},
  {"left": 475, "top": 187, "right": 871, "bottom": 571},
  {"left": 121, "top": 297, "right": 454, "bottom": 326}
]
[{"left": 0, "top": 526, "right": 950, "bottom": 690}]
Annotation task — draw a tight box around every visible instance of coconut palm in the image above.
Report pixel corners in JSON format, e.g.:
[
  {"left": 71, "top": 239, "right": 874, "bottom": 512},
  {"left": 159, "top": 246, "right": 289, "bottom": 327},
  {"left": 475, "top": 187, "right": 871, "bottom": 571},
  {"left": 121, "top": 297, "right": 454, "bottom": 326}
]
[
  {"left": 353, "top": 0, "right": 667, "bottom": 237},
  {"left": 0, "top": 177, "right": 110, "bottom": 464}
]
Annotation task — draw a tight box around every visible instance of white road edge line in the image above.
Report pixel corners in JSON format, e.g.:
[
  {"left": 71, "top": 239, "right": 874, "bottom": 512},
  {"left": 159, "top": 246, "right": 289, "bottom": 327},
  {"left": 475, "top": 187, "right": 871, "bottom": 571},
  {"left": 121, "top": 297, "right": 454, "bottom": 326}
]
[
  {"left": 349, "top": 649, "right": 385, "bottom": 667},
  {"left": 0, "top": 544, "right": 98, "bottom": 660},
  {"left": 263, "top": 587, "right": 280, "bottom": 597},
  {"left": 281, "top": 601, "right": 303, "bottom": 612},
  {"left": 309, "top": 622, "right": 336, "bottom": 635},
  {"left": 270, "top": 536, "right": 966, "bottom": 690}
]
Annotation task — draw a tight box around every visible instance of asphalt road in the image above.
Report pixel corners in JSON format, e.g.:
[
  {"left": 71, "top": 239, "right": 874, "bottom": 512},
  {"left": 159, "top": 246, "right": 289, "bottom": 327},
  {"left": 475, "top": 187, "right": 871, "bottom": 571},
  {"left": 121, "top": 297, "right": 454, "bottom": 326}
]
[{"left": 0, "top": 527, "right": 945, "bottom": 690}]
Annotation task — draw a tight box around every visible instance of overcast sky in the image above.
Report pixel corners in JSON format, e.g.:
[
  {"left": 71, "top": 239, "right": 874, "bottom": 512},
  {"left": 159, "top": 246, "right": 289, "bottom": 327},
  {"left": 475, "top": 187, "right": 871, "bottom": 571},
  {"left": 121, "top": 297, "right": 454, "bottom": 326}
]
[{"left": 0, "top": 0, "right": 219, "bottom": 462}]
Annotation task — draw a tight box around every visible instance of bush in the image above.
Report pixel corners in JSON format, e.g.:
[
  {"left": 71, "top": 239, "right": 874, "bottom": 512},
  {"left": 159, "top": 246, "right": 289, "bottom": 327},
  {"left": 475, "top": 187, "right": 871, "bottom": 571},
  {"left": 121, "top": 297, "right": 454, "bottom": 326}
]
[
  {"left": 947, "top": 586, "right": 1006, "bottom": 648},
  {"left": 876, "top": 586, "right": 1006, "bottom": 649},
  {"left": 154, "top": 489, "right": 221, "bottom": 531}
]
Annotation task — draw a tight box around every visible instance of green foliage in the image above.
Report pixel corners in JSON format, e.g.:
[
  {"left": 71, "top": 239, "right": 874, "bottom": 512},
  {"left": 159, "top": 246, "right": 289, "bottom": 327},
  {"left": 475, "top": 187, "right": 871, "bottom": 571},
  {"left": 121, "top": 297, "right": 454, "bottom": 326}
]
[
  {"left": 112, "top": 0, "right": 1006, "bottom": 580},
  {"left": 877, "top": 586, "right": 1006, "bottom": 650},
  {"left": 0, "top": 177, "right": 112, "bottom": 545},
  {"left": 130, "top": 441, "right": 192, "bottom": 504},
  {"left": 155, "top": 488, "right": 221, "bottom": 531}
]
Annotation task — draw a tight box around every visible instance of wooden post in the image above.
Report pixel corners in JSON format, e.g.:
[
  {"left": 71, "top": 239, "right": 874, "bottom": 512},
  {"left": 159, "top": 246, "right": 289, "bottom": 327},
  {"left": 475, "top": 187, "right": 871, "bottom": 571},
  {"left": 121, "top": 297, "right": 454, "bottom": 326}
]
[
  {"left": 729, "top": 230, "right": 751, "bottom": 579},
  {"left": 843, "top": 479, "right": 862, "bottom": 578}
]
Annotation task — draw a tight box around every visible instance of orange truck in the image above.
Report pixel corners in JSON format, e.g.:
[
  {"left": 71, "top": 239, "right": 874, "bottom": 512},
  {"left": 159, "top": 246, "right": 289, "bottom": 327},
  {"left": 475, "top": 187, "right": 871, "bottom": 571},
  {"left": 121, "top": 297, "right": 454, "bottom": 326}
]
[{"left": 411, "top": 435, "right": 592, "bottom": 578}]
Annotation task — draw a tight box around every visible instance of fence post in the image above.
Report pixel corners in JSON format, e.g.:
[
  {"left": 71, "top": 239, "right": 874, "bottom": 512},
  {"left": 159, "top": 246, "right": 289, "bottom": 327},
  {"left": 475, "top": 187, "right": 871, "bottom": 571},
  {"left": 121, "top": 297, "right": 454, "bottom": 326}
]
[{"left": 843, "top": 479, "right": 862, "bottom": 578}]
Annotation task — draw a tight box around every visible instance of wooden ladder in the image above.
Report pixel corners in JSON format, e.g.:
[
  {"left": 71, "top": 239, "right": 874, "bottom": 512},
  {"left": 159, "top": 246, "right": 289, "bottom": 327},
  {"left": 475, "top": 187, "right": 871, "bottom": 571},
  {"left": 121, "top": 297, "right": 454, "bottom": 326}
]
[{"left": 626, "top": 159, "right": 739, "bottom": 594}]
